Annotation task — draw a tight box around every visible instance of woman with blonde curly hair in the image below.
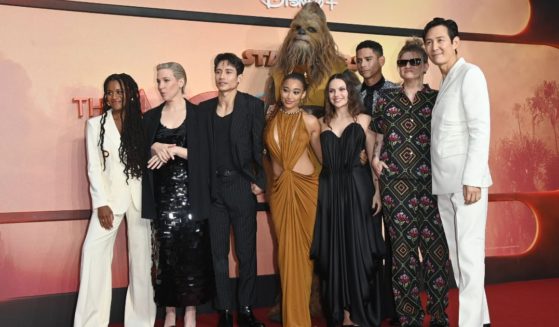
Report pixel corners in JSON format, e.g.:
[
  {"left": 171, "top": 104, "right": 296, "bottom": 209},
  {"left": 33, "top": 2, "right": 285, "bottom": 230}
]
[{"left": 371, "top": 38, "right": 451, "bottom": 327}]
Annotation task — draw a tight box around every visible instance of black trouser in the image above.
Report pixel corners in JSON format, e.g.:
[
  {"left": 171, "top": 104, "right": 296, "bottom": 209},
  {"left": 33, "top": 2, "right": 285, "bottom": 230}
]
[{"left": 209, "top": 169, "right": 257, "bottom": 310}]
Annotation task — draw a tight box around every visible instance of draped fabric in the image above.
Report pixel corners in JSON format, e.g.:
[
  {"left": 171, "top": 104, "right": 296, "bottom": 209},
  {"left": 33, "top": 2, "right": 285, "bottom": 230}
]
[
  {"left": 310, "top": 123, "right": 385, "bottom": 326},
  {"left": 265, "top": 111, "right": 320, "bottom": 327}
]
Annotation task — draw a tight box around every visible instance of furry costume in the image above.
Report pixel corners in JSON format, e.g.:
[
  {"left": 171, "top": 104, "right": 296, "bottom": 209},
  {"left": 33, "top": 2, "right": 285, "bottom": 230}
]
[{"left": 268, "top": 2, "right": 348, "bottom": 116}]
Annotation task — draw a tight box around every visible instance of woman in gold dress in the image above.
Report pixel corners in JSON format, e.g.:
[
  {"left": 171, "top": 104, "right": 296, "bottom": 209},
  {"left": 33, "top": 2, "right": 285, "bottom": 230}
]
[{"left": 264, "top": 72, "right": 322, "bottom": 327}]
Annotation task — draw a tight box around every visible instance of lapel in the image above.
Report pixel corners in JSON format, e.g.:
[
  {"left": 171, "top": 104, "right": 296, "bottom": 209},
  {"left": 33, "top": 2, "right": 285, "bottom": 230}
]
[
  {"left": 207, "top": 97, "right": 218, "bottom": 150},
  {"left": 147, "top": 104, "right": 164, "bottom": 144},
  {"left": 144, "top": 104, "right": 163, "bottom": 196},
  {"left": 230, "top": 91, "right": 246, "bottom": 144},
  {"left": 206, "top": 97, "right": 219, "bottom": 170},
  {"left": 185, "top": 99, "right": 193, "bottom": 148},
  {"left": 105, "top": 109, "right": 121, "bottom": 150},
  {"left": 438, "top": 57, "right": 465, "bottom": 97}
]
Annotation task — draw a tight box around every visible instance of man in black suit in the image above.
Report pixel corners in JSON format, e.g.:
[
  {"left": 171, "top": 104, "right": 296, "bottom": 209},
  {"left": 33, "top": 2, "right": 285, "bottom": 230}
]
[{"left": 199, "top": 53, "right": 266, "bottom": 327}]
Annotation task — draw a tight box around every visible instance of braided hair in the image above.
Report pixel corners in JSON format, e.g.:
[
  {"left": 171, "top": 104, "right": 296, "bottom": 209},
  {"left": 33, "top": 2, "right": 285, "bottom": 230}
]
[{"left": 98, "top": 73, "right": 146, "bottom": 182}]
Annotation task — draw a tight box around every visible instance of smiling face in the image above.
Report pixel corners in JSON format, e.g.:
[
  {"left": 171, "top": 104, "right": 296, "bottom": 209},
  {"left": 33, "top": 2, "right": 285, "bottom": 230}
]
[
  {"left": 156, "top": 68, "right": 184, "bottom": 101},
  {"left": 424, "top": 24, "right": 459, "bottom": 72},
  {"left": 214, "top": 60, "right": 241, "bottom": 93},
  {"left": 280, "top": 77, "right": 306, "bottom": 111},
  {"left": 105, "top": 80, "right": 125, "bottom": 112},
  {"left": 398, "top": 51, "right": 428, "bottom": 82},
  {"left": 355, "top": 47, "right": 384, "bottom": 83},
  {"left": 328, "top": 78, "right": 349, "bottom": 110}
]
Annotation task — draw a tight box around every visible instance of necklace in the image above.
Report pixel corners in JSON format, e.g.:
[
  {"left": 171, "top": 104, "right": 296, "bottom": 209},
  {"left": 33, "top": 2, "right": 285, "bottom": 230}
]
[{"left": 280, "top": 107, "right": 302, "bottom": 115}]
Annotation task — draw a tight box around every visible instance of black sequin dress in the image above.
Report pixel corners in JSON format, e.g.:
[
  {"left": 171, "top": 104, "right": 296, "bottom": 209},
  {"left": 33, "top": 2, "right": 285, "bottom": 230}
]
[{"left": 152, "top": 119, "right": 213, "bottom": 307}]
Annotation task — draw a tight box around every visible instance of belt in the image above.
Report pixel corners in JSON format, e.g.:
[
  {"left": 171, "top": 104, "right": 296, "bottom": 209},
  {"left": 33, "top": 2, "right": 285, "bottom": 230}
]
[{"left": 215, "top": 168, "right": 239, "bottom": 177}]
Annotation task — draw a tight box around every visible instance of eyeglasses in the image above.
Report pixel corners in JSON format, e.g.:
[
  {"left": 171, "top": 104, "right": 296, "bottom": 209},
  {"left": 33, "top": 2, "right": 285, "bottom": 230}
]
[{"left": 397, "top": 58, "right": 423, "bottom": 67}]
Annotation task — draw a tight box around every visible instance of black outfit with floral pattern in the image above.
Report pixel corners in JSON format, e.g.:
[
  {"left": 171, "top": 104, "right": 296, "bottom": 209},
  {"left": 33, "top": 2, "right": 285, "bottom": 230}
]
[{"left": 372, "top": 85, "right": 450, "bottom": 327}]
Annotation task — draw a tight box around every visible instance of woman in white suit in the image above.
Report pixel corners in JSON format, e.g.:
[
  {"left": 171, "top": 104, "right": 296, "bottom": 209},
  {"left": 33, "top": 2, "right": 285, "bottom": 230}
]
[{"left": 74, "top": 73, "right": 156, "bottom": 327}]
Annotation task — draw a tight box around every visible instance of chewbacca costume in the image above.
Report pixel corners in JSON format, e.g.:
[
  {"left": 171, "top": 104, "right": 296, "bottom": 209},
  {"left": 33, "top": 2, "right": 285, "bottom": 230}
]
[{"left": 267, "top": 3, "right": 348, "bottom": 117}]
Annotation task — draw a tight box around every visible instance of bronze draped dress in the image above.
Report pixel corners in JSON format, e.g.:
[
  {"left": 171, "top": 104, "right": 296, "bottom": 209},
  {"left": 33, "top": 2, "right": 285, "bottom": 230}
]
[{"left": 264, "top": 111, "right": 320, "bottom": 327}]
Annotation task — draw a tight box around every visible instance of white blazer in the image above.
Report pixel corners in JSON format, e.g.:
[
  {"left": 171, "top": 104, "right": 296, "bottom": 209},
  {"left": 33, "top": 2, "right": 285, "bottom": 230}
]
[
  {"left": 86, "top": 110, "right": 141, "bottom": 214},
  {"left": 431, "top": 58, "right": 493, "bottom": 195}
]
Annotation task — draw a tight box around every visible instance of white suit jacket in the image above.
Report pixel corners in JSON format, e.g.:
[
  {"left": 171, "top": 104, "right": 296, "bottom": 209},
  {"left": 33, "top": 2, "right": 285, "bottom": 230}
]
[
  {"left": 86, "top": 110, "right": 141, "bottom": 214},
  {"left": 431, "top": 58, "right": 493, "bottom": 195}
]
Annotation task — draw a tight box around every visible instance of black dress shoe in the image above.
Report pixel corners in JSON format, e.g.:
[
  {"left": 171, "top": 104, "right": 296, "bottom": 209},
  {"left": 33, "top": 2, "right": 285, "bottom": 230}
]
[
  {"left": 238, "top": 306, "right": 265, "bottom": 327},
  {"left": 217, "top": 309, "right": 233, "bottom": 327}
]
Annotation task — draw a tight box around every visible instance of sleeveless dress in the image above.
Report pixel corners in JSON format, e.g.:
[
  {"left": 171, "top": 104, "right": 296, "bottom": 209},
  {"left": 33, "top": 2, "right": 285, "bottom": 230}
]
[
  {"left": 264, "top": 111, "right": 320, "bottom": 327},
  {"left": 152, "top": 119, "right": 214, "bottom": 307},
  {"left": 310, "top": 122, "right": 386, "bottom": 326}
]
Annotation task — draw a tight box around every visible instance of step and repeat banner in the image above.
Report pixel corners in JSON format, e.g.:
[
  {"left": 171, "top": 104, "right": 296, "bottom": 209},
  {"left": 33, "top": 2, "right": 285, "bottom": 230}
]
[{"left": 1, "top": 0, "right": 558, "bottom": 302}]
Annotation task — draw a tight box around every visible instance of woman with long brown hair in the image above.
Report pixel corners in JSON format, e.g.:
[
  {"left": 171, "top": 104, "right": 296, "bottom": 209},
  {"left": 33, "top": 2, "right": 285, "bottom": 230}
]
[{"left": 310, "top": 73, "right": 385, "bottom": 327}]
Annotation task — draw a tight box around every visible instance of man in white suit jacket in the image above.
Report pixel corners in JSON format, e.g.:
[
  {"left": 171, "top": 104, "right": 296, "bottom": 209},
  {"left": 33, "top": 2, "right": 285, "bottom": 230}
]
[
  {"left": 74, "top": 75, "right": 155, "bottom": 327},
  {"left": 423, "top": 18, "right": 492, "bottom": 327}
]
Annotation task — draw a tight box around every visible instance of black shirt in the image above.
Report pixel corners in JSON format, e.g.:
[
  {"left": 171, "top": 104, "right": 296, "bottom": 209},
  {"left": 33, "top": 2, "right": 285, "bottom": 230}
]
[
  {"left": 361, "top": 76, "right": 387, "bottom": 113},
  {"left": 213, "top": 111, "right": 234, "bottom": 170}
]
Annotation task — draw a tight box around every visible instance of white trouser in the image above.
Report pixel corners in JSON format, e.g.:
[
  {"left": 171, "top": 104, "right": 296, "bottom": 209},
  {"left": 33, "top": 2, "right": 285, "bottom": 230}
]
[
  {"left": 74, "top": 204, "right": 155, "bottom": 327},
  {"left": 437, "top": 188, "right": 490, "bottom": 327}
]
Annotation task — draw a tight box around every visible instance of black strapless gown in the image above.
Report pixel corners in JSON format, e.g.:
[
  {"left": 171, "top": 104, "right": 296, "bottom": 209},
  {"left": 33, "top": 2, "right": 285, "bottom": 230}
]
[
  {"left": 152, "top": 120, "right": 214, "bottom": 307},
  {"left": 310, "top": 122, "right": 386, "bottom": 326}
]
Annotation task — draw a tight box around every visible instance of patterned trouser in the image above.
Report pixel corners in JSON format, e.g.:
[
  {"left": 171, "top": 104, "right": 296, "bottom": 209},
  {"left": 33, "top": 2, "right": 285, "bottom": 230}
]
[{"left": 381, "top": 178, "right": 450, "bottom": 327}]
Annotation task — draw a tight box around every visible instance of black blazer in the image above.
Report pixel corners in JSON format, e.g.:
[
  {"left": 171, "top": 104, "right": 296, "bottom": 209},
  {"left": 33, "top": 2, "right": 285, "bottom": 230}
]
[
  {"left": 141, "top": 99, "right": 211, "bottom": 221},
  {"left": 199, "top": 91, "right": 266, "bottom": 198}
]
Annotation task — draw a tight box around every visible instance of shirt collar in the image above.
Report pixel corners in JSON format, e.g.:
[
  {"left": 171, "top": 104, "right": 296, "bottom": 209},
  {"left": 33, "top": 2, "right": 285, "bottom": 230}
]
[
  {"left": 395, "top": 84, "right": 434, "bottom": 96},
  {"left": 361, "top": 76, "right": 386, "bottom": 93}
]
